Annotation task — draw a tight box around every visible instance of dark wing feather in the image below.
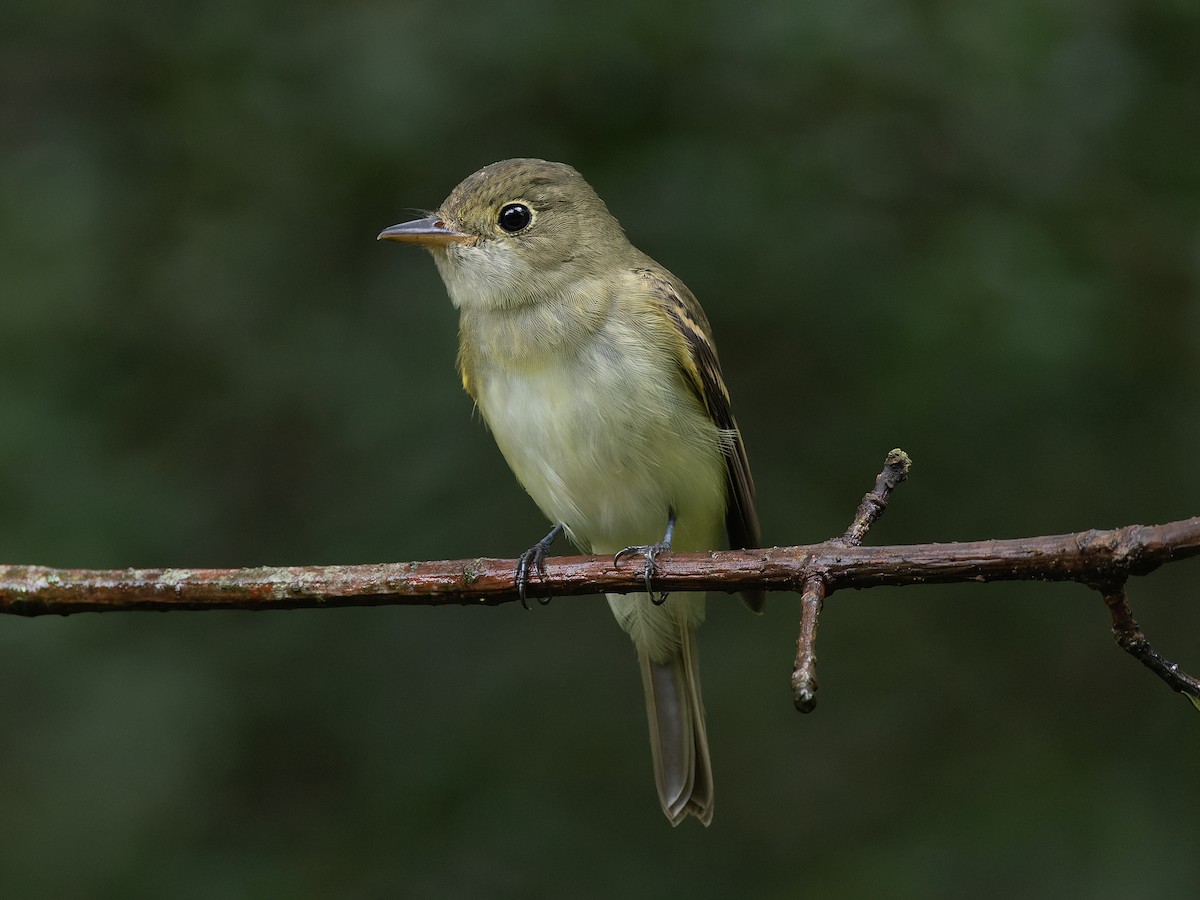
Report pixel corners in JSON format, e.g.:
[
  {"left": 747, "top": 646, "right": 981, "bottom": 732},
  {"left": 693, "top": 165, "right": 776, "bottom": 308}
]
[{"left": 638, "top": 268, "right": 765, "bottom": 612}]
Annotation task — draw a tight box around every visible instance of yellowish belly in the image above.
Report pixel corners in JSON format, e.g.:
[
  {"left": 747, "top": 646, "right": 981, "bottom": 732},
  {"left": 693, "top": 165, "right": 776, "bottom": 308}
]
[{"left": 475, "top": 347, "right": 726, "bottom": 555}]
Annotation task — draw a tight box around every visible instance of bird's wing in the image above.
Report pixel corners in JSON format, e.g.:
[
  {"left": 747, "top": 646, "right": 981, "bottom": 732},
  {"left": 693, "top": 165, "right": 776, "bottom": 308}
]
[{"left": 637, "top": 268, "right": 764, "bottom": 612}]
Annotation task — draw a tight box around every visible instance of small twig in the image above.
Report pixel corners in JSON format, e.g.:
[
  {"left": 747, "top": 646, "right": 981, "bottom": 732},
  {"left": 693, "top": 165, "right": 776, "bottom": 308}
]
[
  {"left": 790, "top": 450, "right": 913, "bottom": 712},
  {"left": 791, "top": 576, "right": 824, "bottom": 713},
  {"left": 841, "top": 449, "right": 912, "bottom": 546},
  {"left": 1101, "top": 582, "right": 1200, "bottom": 707}
]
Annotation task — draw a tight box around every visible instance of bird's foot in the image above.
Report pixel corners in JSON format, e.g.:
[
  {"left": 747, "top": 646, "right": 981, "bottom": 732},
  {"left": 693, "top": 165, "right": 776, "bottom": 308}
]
[
  {"left": 613, "top": 541, "right": 672, "bottom": 606},
  {"left": 515, "top": 524, "right": 564, "bottom": 610}
]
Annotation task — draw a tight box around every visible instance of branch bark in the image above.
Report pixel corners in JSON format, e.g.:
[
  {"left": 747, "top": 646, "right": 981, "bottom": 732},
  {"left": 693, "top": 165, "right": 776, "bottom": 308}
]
[
  {"left": 2, "top": 451, "right": 1197, "bottom": 709},
  {"left": 4, "top": 520, "right": 1194, "bottom": 614}
]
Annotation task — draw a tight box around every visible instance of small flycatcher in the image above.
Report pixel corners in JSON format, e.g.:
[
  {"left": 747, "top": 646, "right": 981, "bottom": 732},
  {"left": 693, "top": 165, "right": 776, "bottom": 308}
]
[{"left": 379, "top": 159, "right": 762, "bottom": 826}]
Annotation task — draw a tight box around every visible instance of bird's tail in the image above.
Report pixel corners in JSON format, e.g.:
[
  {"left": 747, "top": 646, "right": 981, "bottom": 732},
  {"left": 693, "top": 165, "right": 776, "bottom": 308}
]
[{"left": 638, "top": 624, "right": 713, "bottom": 826}]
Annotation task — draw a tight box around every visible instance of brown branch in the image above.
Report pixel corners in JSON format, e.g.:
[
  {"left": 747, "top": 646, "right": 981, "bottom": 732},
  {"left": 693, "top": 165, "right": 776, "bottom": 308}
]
[
  {"left": 1, "top": 520, "right": 1197, "bottom": 615},
  {"left": 1, "top": 450, "right": 1197, "bottom": 710},
  {"left": 0, "top": 519, "right": 1193, "bottom": 614}
]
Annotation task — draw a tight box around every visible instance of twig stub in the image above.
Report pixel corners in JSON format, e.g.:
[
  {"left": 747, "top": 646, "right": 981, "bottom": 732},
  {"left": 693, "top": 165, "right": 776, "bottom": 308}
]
[{"left": 1101, "top": 583, "right": 1200, "bottom": 704}]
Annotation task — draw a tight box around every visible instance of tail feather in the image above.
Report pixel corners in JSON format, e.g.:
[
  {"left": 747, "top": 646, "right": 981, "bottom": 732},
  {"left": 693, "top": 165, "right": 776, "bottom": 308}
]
[{"left": 639, "top": 626, "right": 713, "bottom": 826}]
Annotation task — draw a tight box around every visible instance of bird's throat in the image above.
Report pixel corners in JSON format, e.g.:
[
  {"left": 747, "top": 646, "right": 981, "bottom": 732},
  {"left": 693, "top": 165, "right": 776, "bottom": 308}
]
[{"left": 457, "top": 280, "right": 615, "bottom": 372}]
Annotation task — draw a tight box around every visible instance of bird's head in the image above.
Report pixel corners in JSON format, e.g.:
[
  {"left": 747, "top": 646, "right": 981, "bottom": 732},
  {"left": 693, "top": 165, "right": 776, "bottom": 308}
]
[{"left": 378, "top": 158, "right": 630, "bottom": 310}]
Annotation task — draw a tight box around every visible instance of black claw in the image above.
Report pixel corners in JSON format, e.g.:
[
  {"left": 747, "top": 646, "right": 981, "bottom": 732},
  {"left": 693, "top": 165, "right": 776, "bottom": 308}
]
[
  {"left": 515, "top": 524, "right": 564, "bottom": 610},
  {"left": 612, "top": 545, "right": 640, "bottom": 566},
  {"left": 515, "top": 556, "right": 532, "bottom": 611},
  {"left": 613, "top": 541, "right": 672, "bottom": 606},
  {"left": 514, "top": 546, "right": 546, "bottom": 610}
]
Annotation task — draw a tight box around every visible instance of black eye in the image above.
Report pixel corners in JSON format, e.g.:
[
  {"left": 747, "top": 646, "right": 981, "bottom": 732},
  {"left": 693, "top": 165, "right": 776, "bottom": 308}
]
[{"left": 498, "top": 203, "right": 531, "bottom": 233}]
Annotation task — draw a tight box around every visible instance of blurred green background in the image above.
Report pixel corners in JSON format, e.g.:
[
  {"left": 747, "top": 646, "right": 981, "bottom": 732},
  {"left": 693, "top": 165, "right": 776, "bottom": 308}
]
[{"left": 3, "top": 1, "right": 1198, "bottom": 896}]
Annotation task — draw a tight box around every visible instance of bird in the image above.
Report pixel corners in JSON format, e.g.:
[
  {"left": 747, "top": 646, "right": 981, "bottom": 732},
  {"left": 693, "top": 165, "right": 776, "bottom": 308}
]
[{"left": 378, "top": 158, "right": 762, "bottom": 826}]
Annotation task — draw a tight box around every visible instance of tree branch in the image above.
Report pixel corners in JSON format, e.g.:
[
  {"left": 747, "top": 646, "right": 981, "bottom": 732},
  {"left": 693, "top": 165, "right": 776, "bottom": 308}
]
[
  {"left": 2, "top": 451, "right": 1197, "bottom": 709},
  {"left": 4, "top": 518, "right": 1195, "bottom": 614}
]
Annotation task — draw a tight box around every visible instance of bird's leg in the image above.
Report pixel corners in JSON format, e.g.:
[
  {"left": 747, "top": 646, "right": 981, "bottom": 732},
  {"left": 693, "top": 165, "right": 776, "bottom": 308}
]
[
  {"left": 515, "top": 523, "right": 565, "bottom": 610},
  {"left": 614, "top": 509, "right": 677, "bottom": 605}
]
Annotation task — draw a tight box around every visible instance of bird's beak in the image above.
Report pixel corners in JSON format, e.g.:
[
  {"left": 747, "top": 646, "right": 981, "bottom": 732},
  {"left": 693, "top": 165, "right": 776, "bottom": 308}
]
[{"left": 377, "top": 216, "right": 473, "bottom": 246}]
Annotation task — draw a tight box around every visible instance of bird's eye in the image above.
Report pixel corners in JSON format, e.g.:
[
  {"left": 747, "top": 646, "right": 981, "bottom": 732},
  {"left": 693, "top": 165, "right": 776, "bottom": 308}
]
[{"left": 498, "top": 203, "right": 532, "bottom": 233}]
